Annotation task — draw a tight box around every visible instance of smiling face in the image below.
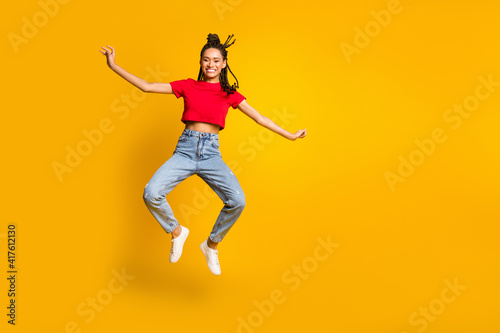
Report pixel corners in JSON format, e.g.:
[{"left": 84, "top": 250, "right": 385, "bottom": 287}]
[{"left": 199, "top": 48, "right": 227, "bottom": 82}]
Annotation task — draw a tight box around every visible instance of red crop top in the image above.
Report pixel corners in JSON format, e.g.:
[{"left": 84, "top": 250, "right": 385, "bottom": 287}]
[{"left": 169, "top": 78, "right": 246, "bottom": 130}]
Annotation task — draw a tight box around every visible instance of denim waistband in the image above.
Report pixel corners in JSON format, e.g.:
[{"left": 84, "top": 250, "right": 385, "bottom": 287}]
[{"left": 182, "top": 128, "right": 219, "bottom": 139}]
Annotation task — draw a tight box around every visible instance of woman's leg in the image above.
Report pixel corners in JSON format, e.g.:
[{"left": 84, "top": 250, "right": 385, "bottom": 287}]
[
  {"left": 143, "top": 153, "right": 196, "bottom": 234},
  {"left": 198, "top": 159, "right": 245, "bottom": 275},
  {"left": 173, "top": 132, "right": 244, "bottom": 275},
  {"left": 197, "top": 156, "right": 246, "bottom": 245}
]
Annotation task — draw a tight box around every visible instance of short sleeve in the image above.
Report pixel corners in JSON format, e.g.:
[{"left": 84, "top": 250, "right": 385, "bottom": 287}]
[
  {"left": 230, "top": 91, "right": 246, "bottom": 109},
  {"left": 169, "top": 79, "right": 188, "bottom": 98}
]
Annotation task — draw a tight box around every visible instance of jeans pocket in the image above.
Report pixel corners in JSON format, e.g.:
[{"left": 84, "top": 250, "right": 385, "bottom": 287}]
[
  {"left": 211, "top": 138, "right": 220, "bottom": 148},
  {"left": 178, "top": 134, "right": 188, "bottom": 142}
]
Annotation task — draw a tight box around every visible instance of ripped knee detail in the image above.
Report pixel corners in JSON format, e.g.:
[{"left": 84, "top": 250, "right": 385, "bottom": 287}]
[{"left": 226, "top": 195, "right": 246, "bottom": 210}]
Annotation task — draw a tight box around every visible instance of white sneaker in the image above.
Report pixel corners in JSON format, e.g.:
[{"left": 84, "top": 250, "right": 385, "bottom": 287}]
[
  {"left": 200, "top": 240, "right": 221, "bottom": 275},
  {"left": 169, "top": 226, "right": 189, "bottom": 263}
]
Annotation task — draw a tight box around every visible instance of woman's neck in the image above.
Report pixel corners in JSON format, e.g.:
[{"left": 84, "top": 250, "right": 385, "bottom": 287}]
[{"left": 203, "top": 77, "right": 220, "bottom": 83}]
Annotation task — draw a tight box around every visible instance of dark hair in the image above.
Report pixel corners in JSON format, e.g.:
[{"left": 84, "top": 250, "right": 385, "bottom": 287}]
[{"left": 197, "top": 33, "right": 239, "bottom": 96}]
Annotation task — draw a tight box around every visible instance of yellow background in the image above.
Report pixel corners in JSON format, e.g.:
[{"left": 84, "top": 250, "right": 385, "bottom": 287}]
[{"left": 2, "top": 0, "right": 500, "bottom": 332}]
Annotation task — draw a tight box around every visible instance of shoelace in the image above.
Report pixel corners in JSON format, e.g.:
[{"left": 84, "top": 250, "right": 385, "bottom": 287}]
[
  {"left": 171, "top": 238, "right": 180, "bottom": 255},
  {"left": 211, "top": 250, "right": 220, "bottom": 266}
]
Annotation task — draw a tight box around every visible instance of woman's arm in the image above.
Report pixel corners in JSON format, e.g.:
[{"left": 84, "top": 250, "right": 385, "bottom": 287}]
[
  {"left": 237, "top": 100, "right": 307, "bottom": 141},
  {"left": 99, "top": 45, "right": 173, "bottom": 94}
]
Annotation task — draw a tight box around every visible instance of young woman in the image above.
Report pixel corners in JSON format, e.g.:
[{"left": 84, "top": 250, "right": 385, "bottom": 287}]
[{"left": 100, "top": 34, "right": 307, "bottom": 275}]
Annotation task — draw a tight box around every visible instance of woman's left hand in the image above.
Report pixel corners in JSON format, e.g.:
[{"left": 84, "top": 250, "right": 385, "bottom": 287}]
[
  {"left": 289, "top": 129, "right": 307, "bottom": 141},
  {"left": 100, "top": 45, "right": 117, "bottom": 68}
]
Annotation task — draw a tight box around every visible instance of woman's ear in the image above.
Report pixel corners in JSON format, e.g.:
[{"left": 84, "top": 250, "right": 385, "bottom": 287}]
[{"left": 222, "top": 59, "right": 227, "bottom": 68}]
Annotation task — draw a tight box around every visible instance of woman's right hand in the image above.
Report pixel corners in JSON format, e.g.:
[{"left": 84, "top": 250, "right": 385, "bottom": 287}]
[{"left": 99, "top": 45, "right": 116, "bottom": 68}]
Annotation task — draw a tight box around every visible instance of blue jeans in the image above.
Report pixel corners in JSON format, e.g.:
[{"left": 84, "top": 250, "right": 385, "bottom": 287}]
[{"left": 143, "top": 129, "right": 246, "bottom": 243}]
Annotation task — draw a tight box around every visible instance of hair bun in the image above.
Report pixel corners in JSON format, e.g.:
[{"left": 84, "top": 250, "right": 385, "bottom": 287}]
[
  {"left": 207, "top": 33, "right": 221, "bottom": 45},
  {"left": 206, "top": 33, "right": 236, "bottom": 49}
]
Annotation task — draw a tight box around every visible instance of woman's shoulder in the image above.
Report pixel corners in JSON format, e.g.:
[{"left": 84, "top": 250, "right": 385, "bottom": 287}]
[
  {"left": 231, "top": 88, "right": 245, "bottom": 98},
  {"left": 170, "top": 78, "right": 196, "bottom": 84}
]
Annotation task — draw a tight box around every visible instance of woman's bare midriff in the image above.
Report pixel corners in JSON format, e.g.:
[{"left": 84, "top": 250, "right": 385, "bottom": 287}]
[{"left": 185, "top": 121, "right": 221, "bottom": 134}]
